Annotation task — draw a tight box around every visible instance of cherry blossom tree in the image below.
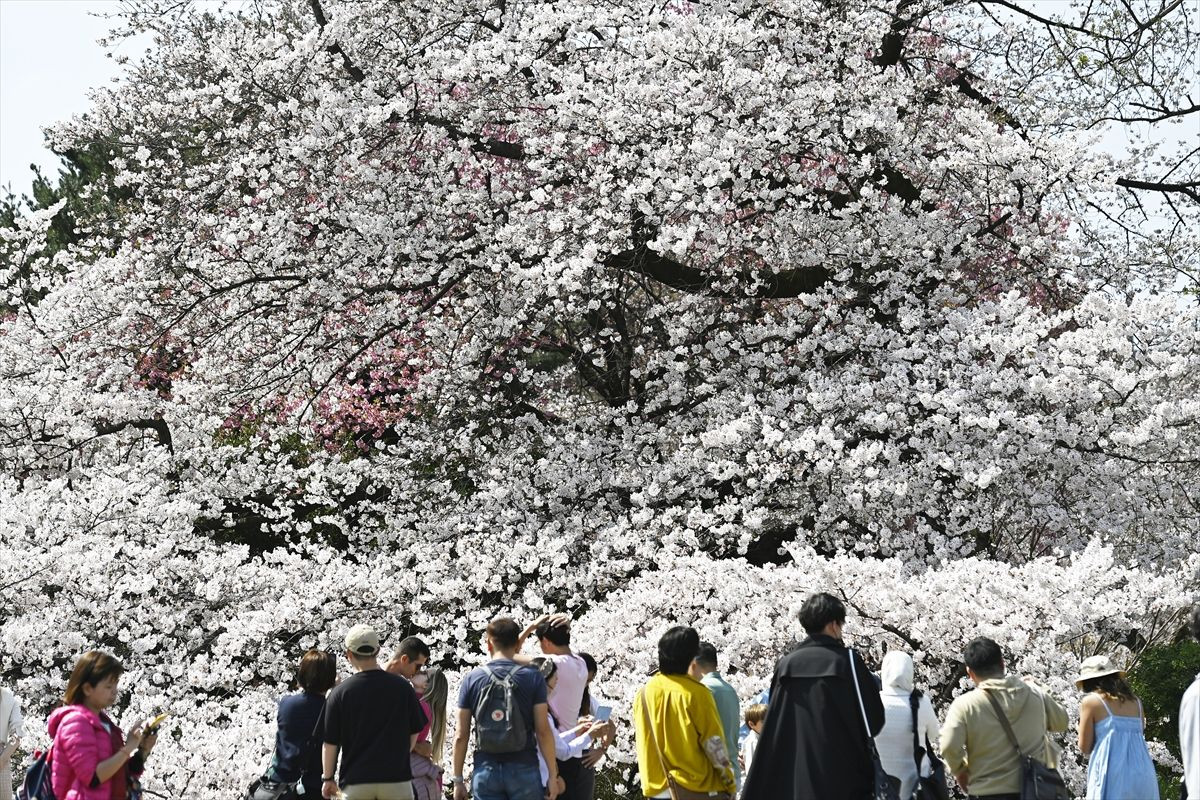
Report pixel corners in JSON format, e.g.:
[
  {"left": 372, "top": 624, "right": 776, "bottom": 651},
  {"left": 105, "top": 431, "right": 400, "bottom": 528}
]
[{"left": 0, "top": 0, "right": 1197, "bottom": 795}]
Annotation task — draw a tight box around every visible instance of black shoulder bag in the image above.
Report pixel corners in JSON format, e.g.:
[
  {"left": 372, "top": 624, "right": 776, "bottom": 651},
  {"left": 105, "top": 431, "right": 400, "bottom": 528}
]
[
  {"left": 909, "top": 690, "right": 949, "bottom": 800},
  {"left": 980, "top": 689, "right": 1071, "bottom": 800}
]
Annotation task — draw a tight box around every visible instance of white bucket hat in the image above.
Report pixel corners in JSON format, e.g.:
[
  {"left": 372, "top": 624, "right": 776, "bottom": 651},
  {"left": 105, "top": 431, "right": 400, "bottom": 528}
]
[{"left": 1074, "top": 654, "right": 1125, "bottom": 689}]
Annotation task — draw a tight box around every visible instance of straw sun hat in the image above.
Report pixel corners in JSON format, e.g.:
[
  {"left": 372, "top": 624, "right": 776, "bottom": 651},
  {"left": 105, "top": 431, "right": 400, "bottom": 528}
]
[{"left": 1074, "top": 655, "right": 1126, "bottom": 689}]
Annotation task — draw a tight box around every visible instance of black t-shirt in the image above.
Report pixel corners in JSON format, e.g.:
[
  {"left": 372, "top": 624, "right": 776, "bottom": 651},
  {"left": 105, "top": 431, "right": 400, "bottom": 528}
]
[{"left": 318, "top": 669, "right": 427, "bottom": 785}]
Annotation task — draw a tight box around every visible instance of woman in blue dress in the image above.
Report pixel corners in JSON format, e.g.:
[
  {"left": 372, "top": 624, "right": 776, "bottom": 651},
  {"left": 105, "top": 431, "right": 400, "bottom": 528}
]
[{"left": 1076, "top": 655, "right": 1159, "bottom": 800}]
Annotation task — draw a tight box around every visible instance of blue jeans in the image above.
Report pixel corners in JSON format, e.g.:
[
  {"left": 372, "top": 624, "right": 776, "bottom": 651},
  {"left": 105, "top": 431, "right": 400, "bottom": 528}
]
[{"left": 471, "top": 760, "right": 543, "bottom": 800}]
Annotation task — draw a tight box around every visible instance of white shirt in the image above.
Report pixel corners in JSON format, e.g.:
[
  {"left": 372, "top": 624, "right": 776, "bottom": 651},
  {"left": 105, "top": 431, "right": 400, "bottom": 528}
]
[
  {"left": 740, "top": 729, "right": 759, "bottom": 777},
  {"left": 0, "top": 688, "right": 22, "bottom": 741},
  {"left": 1182, "top": 673, "right": 1200, "bottom": 795},
  {"left": 536, "top": 727, "right": 592, "bottom": 786},
  {"left": 875, "top": 688, "right": 940, "bottom": 800}
]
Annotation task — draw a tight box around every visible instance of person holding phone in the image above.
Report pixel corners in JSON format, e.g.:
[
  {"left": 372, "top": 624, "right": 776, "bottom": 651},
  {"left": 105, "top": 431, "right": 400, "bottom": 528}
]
[
  {"left": 529, "top": 658, "right": 611, "bottom": 795},
  {"left": 575, "top": 653, "right": 616, "bottom": 800},
  {"left": 47, "top": 651, "right": 158, "bottom": 800}
]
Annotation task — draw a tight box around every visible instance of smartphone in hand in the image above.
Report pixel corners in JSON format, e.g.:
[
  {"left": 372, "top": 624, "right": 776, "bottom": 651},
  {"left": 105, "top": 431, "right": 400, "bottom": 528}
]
[
  {"left": 594, "top": 705, "right": 612, "bottom": 722},
  {"left": 145, "top": 712, "right": 169, "bottom": 735}
]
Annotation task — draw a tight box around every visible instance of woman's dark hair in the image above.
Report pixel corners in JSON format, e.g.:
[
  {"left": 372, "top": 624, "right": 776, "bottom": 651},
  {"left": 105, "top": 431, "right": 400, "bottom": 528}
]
[
  {"left": 297, "top": 650, "right": 337, "bottom": 694},
  {"left": 658, "top": 626, "right": 700, "bottom": 675},
  {"left": 531, "top": 657, "right": 561, "bottom": 727},
  {"left": 963, "top": 637, "right": 1005, "bottom": 677},
  {"left": 578, "top": 652, "right": 597, "bottom": 718},
  {"left": 799, "top": 592, "right": 846, "bottom": 635},
  {"left": 1081, "top": 673, "right": 1136, "bottom": 703},
  {"left": 65, "top": 651, "right": 124, "bottom": 705}
]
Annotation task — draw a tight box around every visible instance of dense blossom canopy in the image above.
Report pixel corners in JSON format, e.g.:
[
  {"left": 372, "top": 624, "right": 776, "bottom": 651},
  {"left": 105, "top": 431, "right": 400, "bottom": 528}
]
[{"left": 0, "top": 0, "right": 1197, "bottom": 795}]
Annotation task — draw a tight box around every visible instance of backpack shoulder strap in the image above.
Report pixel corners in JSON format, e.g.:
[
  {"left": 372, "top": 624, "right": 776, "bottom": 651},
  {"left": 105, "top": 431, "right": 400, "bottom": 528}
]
[
  {"left": 481, "top": 663, "right": 515, "bottom": 685},
  {"left": 910, "top": 689, "right": 923, "bottom": 773},
  {"left": 981, "top": 689, "right": 1025, "bottom": 757}
]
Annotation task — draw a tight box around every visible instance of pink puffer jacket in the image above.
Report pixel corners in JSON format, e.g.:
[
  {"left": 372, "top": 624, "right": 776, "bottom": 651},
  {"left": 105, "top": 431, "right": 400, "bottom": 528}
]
[{"left": 47, "top": 705, "right": 136, "bottom": 800}]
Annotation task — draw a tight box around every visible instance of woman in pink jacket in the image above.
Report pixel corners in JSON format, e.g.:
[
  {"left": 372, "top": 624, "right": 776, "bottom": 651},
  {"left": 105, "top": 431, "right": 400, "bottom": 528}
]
[{"left": 47, "top": 651, "right": 158, "bottom": 800}]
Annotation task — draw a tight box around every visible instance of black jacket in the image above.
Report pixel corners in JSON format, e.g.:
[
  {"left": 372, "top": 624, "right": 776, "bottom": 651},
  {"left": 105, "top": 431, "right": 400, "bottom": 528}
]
[{"left": 741, "top": 635, "right": 886, "bottom": 800}]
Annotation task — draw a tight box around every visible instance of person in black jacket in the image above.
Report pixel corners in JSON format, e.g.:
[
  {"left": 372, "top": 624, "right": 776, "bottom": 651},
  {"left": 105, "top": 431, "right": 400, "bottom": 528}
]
[
  {"left": 741, "top": 593, "right": 886, "bottom": 800},
  {"left": 265, "top": 650, "right": 337, "bottom": 799}
]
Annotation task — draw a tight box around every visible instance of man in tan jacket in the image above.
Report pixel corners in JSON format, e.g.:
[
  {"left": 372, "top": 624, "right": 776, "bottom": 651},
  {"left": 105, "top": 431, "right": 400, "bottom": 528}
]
[{"left": 940, "top": 637, "right": 1069, "bottom": 800}]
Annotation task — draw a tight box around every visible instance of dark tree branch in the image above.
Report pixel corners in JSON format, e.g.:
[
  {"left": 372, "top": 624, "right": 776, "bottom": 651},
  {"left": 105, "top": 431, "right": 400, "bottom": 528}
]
[
  {"left": 94, "top": 418, "right": 175, "bottom": 453},
  {"left": 604, "top": 245, "right": 832, "bottom": 298},
  {"left": 309, "top": 0, "right": 365, "bottom": 82},
  {"left": 309, "top": 0, "right": 523, "bottom": 160},
  {"left": 1115, "top": 177, "right": 1200, "bottom": 203}
]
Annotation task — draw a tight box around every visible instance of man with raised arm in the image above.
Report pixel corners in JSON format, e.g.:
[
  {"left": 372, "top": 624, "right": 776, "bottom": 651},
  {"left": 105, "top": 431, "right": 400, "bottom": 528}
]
[{"left": 512, "top": 613, "right": 590, "bottom": 800}]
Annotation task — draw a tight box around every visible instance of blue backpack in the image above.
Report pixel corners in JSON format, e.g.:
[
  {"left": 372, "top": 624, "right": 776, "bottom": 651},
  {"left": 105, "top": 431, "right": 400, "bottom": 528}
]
[
  {"left": 17, "top": 746, "right": 55, "bottom": 800},
  {"left": 473, "top": 664, "right": 528, "bottom": 754}
]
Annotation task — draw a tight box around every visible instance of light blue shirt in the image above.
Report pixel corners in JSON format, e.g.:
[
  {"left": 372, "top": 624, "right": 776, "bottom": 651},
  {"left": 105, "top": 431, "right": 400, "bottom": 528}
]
[{"left": 701, "top": 671, "right": 742, "bottom": 786}]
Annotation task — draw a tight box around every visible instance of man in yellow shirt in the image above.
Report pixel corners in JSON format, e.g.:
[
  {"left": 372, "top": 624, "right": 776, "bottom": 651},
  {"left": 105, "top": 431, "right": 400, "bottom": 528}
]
[{"left": 633, "top": 627, "right": 736, "bottom": 799}]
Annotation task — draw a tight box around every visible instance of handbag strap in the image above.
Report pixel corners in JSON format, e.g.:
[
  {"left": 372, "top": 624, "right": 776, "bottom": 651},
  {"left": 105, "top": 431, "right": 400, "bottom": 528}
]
[
  {"left": 981, "top": 688, "right": 1031, "bottom": 759},
  {"left": 847, "top": 649, "right": 880, "bottom": 754}
]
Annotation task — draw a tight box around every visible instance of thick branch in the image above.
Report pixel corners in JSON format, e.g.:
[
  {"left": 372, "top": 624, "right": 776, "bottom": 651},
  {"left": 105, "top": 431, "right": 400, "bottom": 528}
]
[
  {"left": 309, "top": 0, "right": 365, "bottom": 82},
  {"left": 94, "top": 418, "right": 175, "bottom": 453},
  {"left": 605, "top": 246, "right": 831, "bottom": 298},
  {"left": 1115, "top": 177, "right": 1200, "bottom": 203}
]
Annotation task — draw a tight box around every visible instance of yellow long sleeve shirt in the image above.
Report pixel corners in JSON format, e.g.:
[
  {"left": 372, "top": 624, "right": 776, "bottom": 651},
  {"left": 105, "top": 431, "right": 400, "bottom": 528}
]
[{"left": 634, "top": 673, "right": 736, "bottom": 797}]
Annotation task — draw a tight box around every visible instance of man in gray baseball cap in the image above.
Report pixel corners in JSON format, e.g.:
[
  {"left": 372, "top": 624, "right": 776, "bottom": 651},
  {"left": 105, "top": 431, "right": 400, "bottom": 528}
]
[{"left": 318, "top": 624, "right": 428, "bottom": 799}]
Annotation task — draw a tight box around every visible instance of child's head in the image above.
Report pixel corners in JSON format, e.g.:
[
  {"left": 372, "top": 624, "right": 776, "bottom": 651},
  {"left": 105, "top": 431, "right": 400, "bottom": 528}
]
[{"left": 744, "top": 703, "right": 767, "bottom": 734}]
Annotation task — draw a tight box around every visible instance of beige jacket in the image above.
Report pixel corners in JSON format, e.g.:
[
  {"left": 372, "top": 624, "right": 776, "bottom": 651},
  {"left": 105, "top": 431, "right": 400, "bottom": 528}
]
[{"left": 939, "top": 675, "right": 1068, "bottom": 797}]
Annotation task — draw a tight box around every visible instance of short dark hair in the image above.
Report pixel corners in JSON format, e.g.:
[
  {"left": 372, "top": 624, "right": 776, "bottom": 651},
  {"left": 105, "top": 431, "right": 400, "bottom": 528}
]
[
  {"left": 487, "top": 617, "right": 520, "bottom": 650},
  {"left": 297, "top": 650, "right": 337, "bottom": 694},
  {"left": 963, "top": 637, "right": 1005, "bottom": 676},
  {"left": 535, "top": 618, "right": 570, "bottom": 647},
  {"left": 397, "top": 636, "right": 430, "bottom": 662},
  {"left": 580, "top": 652, "right": 598, "bottom": 676},
  {"left": 1190, "top": 605, "right": 1200, "bottom": 642},
  {"left": 695, "top": 642, "right": 718, "bottom": 670},
  {"left": 658, "top": 626, "right": 700, "bottom": 675},
  {"left": 799, "top": 592, "right": 846, "bottom": 635},
  {"left": 65, "top": 651, "right": 124, "bottom": 705}
]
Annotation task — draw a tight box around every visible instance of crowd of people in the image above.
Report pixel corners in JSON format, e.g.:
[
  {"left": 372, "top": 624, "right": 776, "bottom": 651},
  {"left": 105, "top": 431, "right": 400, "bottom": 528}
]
[{"left": 3, "top": 597, "right": 1199, "bottom": 800}]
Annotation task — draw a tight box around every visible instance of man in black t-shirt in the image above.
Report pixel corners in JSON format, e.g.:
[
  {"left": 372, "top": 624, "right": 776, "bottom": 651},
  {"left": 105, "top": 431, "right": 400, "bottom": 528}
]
[{"left": 319, "top": 624, "right": 428, "bottom": 800}]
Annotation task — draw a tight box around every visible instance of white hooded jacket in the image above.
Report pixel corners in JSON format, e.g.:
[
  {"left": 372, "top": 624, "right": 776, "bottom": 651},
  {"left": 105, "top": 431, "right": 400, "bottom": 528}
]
[{"left": 874, "top": 651, "right": 941, "bottom": 799}]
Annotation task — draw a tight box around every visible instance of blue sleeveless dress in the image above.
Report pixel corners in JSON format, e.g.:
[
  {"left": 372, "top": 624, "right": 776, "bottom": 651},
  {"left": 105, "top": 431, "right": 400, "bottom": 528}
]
[{"left": 1085, "top": 696, "right": 1159, "bottom": 800}]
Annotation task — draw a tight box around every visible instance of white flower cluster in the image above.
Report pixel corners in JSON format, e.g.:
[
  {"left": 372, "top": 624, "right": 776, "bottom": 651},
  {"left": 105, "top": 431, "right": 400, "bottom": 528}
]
[{"left": 0, "top": 0, "right": 1196, "bottom": 795}]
